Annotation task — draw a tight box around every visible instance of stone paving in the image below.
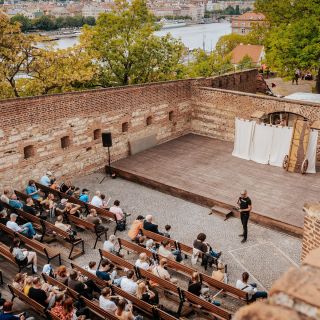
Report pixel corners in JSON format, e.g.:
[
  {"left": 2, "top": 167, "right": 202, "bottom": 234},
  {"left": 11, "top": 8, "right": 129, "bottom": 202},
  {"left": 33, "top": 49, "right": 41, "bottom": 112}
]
[{"left": 72, "top": 172, "right": 302, "bottom": 291}]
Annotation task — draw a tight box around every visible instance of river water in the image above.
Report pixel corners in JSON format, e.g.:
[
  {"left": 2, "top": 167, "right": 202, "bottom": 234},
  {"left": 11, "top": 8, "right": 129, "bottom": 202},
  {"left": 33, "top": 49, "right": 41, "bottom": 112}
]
[{"left": 55, "top": 22, "right": 231, "bottom": 50}]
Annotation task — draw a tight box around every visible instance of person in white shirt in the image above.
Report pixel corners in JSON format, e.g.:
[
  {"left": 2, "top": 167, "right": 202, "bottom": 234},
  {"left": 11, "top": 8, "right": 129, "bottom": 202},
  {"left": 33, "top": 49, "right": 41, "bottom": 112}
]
[
  {"left": 135, "top": 253, "right": 150, "bottom": 270},
  {"left": 236, "top": 272, "right": 268, "bottom": 302},
  {"left": 40, "top": 171, "right": 53, "bottom": 187},
  {"left": 87, "top": 261, "right": 98, "bottom": 275},
  {"left": 6, "top": 213, "right": 40, "bottom": 239},
  {"left": 103, "top": 235, "right": 118, "bottom": 254},
  {"left": 54, "top": 215, "right": 72, "bottom": 232},
  {"left": 120, "top": 270, "right": 138, "bottom": 295},
  {"left": 0, "top": 187, "right": 11, "bottom": 204},
  {"left": 91, "top": 191, "right": 103, "bottom": 208},
  {"left": 99, "top": 287, "right": 117, "bottom": 314}
]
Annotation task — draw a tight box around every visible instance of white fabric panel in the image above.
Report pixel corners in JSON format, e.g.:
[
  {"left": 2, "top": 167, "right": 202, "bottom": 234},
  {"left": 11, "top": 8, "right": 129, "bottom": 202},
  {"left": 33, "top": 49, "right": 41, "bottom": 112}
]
[
  {"left": 306, "top": 130, "right": 318, "bottom": 173},
  {"left": 269, "top": 126, "right": 293, "bottom": 167},
  {"left": 232, "top": 118, "right": 255, "bottom": 160},
  {"left": 249, "top": 123, "right": 274, "bottom": 164}
]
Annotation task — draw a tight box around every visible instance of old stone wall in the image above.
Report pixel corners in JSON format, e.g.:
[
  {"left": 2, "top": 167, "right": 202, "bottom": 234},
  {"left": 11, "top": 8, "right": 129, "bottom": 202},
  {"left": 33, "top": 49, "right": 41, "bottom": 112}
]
[
  {"left": 0, "top": 80, "right": 196, "bottom": 189},
  {"left": 191, "top": 87, "right": 320, "bottom": 160}
]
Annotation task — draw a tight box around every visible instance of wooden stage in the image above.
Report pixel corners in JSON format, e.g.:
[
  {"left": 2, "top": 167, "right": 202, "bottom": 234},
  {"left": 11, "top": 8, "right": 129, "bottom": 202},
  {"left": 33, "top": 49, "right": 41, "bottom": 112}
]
[{"left": 112, "top": 134, "right": 320, "bottom": 236}]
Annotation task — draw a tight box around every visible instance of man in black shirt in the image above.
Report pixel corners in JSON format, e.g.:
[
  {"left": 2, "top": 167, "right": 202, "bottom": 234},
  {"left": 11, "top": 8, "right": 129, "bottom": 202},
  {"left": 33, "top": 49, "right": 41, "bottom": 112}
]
[
  {"left": 237, "top": 190, "right": 252, "bottom": 243},
  {"left": 143, "top": 215, "right": 161, "bottom": 234},
  {"left": 28, "top": 277, "right": 54, "bottom": 308}
]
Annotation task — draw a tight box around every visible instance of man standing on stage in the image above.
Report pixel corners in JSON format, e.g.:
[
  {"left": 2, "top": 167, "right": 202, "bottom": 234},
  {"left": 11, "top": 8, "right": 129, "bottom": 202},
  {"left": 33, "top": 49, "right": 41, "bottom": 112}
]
[{"left": 237, "top": 190, "right": 252, "bottom": 243}]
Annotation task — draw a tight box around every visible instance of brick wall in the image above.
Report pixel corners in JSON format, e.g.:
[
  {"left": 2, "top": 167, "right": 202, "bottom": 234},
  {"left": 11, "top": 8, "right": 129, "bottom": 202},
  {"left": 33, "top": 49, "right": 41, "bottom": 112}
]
[
  {"left": 0, "top": 80, "right": 195, "bottom": 189},
  {"left": 302, "top": 207, "right": 320, "bottom": 260},
  {"left": 191, "top": 87, "right": 320, "bottom": 160},
  {"left": 0, "top": 70, "right": 319, "bottom": 189}
]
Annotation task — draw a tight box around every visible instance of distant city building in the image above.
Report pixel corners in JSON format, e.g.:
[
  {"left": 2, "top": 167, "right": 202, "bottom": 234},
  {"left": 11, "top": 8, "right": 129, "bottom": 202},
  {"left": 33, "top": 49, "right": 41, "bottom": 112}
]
[
  {"left": 231, "top": 12, "right": 265, "bottom": 35},
  {"left": 82, "top": 3, "right": 111, "bottom": 18},
  {"left": 230, "top": 44, "right": 265, "bottom": 66}
]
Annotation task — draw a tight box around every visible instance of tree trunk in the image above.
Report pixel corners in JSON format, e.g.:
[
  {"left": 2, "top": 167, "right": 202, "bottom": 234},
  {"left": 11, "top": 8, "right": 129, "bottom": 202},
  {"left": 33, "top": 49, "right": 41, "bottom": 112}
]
[{"left": 316, "top": 67, "right": 320, "bottom": 94}]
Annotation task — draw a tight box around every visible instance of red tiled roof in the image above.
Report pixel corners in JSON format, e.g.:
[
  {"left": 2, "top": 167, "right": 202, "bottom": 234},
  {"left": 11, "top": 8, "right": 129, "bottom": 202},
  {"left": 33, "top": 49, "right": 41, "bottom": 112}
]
[
  {"left": 232, "top": 12, "right": 265, "bottom": 21},
  {"left": 231, "top": 44, "right": 264, "bottom": 64}
]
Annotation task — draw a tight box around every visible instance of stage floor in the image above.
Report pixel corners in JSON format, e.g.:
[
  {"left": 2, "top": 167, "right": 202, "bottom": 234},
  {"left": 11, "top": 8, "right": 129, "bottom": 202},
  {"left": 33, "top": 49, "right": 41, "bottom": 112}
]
[{"left": 112, "top": 134, "right": 320, "bottom": 233}]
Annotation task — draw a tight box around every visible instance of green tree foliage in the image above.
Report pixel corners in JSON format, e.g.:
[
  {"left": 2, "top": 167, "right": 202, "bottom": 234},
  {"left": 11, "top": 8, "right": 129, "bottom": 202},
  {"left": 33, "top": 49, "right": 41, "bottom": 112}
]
[
  {"left": 34, "top": 15, "right": 57, "bottom": 31},
  {"left": 215, "top": 33, "right": 249, "bottom": 56},
  {"left": 81, "top": 0, "right": 185, "bottom": 86},
  {"left": 10, "top": 14, "right": 32, "bottom": 32},
  {"left": 187, "top": 49, "right": 233, "bottom": 77},
  {"left": 237, "top": 54, "right": 253, "bottom": 70},
  {"left": 255, "top": 0, "right": 320, "bottom": 92},
  {"left": 0, "top": 13, "right": 96, "bottom": 98}
]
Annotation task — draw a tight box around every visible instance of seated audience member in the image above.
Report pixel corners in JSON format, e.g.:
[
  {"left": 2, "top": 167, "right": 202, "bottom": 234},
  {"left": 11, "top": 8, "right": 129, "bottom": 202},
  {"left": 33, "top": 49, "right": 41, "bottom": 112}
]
[
  {"left": 0, "top": 187, "right": 11, "bottom": 204},
  {"left": 86, "top": 208, "right": 106, "bottom": 234},
  {"left": 39, "top": 171, "right": 53, "bottom": 187},
  {"left": 65, "top": 202, "right": 81, "bottom": 217},
  {"left": 25, "top": 180, "right": 41, "bottom": 201},
  {"left": 67, "top": 270, "right": 100, "bottom": 300},
  {"left": 115, "top": 299, "right": 137, "bottom": 320},
  {"left": 0, "top": 301, "right": 34, "bottom": 320},
  {"left": 96, "top": 259, "right": 112, "bottom": 282},
  {"left": 9, "top": 194, "right": 23, "bottom": 210},
  {"left": 99, "top": 287, "right": 117, "bottom": 314},
  {"left": 55, "top": 265, "right": 69, "bottom": 284},
  {"left": 236, "top": 272, "right": 268, "bottom": 302},
  {"left": 12, "top": 273, "right": 27, "bottom": 291},
  {"left": 212, "top": 263, "right": 228, "bottom": 283},
  {"left": 7, "top": 214, "right": 40, "bottom": 239},
  {"left": 152, "top": 258, "right": 176, "bottom": 283},
  {"left": 54, "top": 215, "right": 72, "bottom": 233},
  {"left": 163, "top": 225, "right": 171, "bottom": 238},
  {"left": 87, "top": 261, "right": 98, "bottom": 275},
  {"left": 55, "top": 199, "right": 68, "bottom": 215},
  {"left": 59, "top": 180, "right": 72, "bottom": 194},
  {"left": 100, "top": 194, "right": 110, "bottom": 209},
  {"left": 188, "top": 272, "right": 220, "bottom": 306},
  {"left": 136, "top": 280, "right": 159, "bottom": 305},
  {"left": 120, "top": 270, "right": 138, "bottom": 295},
  {"left": 143, "top": 215, "right": 161, "bottom": 234},
  {"left": 193, "top": 233, "right": 221, "bottom": 259},
  {"left": 23, "top": 276, "right": 33, "bottom": 295},
  {"left": 109, "top": 200, "right": 130, "bottom": 221},
  {"left": 158, "top": 239, "right": 182, "bottom": 262},
  {"left": 103, "top": 235, "right": 120, "bottom": 255},
  {"left": 41, "top": 193, "right": 56, "bottom": 218},
  {"left": 128, "top": 215, "right": 144, "bottom": 242},
  {"left": 28, "top": 277, "right": 55, "bottom": 308},
  {"left": 145, "top": 239, "right": 157, "bottom": 254},
  {"left": 23, "top": 198, "right": 39, "bottom": 216},
  {"left": 0, "top": 211, "right": 7, "bottom": 226},
  {"left": 135, "top": 253, "right": 150, "bottom": 270},
  {"left": 50, "top": 294, "right": 64, "bottom": 317},
  {"left": 79, "top": 189, "right": 90, "bottom": 203},
  {"left": 91, "top": 191, "right": 103, "bottom": 208},
  {"left": 73, "top": 187, "right": 81, "bottom": 198}
]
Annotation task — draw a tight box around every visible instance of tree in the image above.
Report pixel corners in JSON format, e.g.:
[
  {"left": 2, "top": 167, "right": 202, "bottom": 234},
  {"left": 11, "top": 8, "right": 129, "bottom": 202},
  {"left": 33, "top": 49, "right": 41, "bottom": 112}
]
[
  {"left": 81, "top": 0, "right": 185, "bottom": 86},
  {"left": 187, "top": 49, "right": 233, "bottom": 77},
  {"left": 215, "top": 33, "right": 248, "bottom": 56},
  {"left": 255, "top": 0, "right": 320, "bottom": 92},
  {"left": 33, "top": 15, "right": 57, "bottom": 31},
  {"left": 10, "top": 14, "right": 32, "bottom": 32},
  {"left": 237, "top": 54, "right": 253, "bottom": 70}
]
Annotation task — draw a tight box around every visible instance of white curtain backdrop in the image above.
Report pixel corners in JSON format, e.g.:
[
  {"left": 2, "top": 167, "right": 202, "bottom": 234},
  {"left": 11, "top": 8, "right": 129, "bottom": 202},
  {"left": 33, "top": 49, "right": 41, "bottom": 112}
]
[
  {"left": 306, "top": 130, "right": 318, "bottom": 173},
  {"left": 232, "top": 118, "right": 255, "bottom": 160},
  {"left": 250, "top": 123, "right": 274, "bottom": 164},
  {"left": 269, "top": 126, "right": 293, "bottom": 167}
]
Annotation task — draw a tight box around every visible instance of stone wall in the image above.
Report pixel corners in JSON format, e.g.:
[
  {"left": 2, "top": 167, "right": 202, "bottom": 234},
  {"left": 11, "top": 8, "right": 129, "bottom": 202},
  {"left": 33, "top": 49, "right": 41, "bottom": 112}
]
[
  {"left": 234, "top": 248, "right": 320, "bottom": 320},
  {"left": 191, "top": 87, "right": 320, "bottom": 160},
  {"left": 302, "top": 204, "right": 320, "bottom": 260},
  {"left": 0, "top": 80, "right": 197, "bottom": 189}
]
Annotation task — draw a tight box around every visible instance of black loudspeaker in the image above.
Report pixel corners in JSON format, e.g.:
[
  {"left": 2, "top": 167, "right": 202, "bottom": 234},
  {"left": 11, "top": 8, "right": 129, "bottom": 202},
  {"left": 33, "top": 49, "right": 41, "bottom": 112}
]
[{"left": 102, "top": 132, "right": 112, "bottom": 147}]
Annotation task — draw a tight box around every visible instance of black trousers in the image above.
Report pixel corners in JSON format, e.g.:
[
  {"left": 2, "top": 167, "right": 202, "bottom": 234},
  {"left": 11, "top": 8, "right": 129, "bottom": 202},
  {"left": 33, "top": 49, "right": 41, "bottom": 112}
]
[{"left": 240, "top": 212, "right": 250, "bottom": 240}]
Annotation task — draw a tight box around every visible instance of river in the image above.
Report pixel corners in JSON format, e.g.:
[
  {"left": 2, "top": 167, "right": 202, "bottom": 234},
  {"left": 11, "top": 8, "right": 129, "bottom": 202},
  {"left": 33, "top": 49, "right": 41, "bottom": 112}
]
[{"left": 55, "top": 22, "right": 231, "bottom": 50}]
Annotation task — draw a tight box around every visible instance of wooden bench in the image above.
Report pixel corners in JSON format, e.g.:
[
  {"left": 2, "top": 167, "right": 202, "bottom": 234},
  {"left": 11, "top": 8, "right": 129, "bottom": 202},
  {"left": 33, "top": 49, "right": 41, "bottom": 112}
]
[
  {"left": 0, "top": 243, "right": 34, "bottom": 273},
  {"left": 118, "top": 237, "right": 248, "bottom": 303},
  {"left": 8, "top": 284, "right": 46, "bottom": 318},
  {"left": 0, "top": 224, "right": 61, "bottom": 265}
]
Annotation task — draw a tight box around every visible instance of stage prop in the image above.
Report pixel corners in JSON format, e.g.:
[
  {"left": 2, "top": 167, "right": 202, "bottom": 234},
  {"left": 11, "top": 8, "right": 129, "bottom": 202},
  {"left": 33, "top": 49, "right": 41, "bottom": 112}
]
[
  {"left": 102, "top": 132, "right": 113, "bottom": 178},
  {"left": 232, "top": 118, "right": 318, "bottom": 174}
]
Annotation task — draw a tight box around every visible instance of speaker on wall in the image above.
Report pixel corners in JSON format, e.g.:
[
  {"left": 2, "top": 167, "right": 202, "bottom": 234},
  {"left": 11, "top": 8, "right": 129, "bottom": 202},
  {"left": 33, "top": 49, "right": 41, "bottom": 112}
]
[{"left": 102, "top": 132, "right": 112, "bottom": 147}]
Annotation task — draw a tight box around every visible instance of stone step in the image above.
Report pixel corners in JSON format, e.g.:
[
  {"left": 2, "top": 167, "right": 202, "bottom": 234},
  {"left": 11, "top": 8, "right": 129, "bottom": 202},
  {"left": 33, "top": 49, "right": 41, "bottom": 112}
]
[{"left": 210, "top": 205, "right": 234, "bottom": 220}]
